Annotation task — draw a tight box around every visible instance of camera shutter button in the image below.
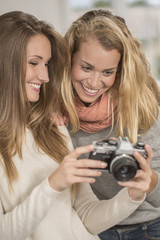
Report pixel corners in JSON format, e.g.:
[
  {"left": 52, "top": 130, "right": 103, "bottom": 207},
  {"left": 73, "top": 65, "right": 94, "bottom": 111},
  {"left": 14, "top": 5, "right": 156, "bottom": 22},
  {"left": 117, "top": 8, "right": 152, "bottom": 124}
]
[
  {"left": 136, "top": 141, "right": 145, "bottom": 149},
  {"left": 107, "top": 139, "right": 117, "bottom": 146}
]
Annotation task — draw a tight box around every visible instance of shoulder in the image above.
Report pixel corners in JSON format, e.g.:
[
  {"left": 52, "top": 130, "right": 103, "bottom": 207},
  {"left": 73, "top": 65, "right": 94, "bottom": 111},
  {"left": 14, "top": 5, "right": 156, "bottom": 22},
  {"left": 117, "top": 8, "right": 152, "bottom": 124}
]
[
  {"left": 149, "top": 108, "right": 160, "bottom": 135},
  {"left": 140, "top": 109, "right": 160, "bottom": 159},
  {"left": 157, "top": 107, "right": 160, "bottom": 123}
]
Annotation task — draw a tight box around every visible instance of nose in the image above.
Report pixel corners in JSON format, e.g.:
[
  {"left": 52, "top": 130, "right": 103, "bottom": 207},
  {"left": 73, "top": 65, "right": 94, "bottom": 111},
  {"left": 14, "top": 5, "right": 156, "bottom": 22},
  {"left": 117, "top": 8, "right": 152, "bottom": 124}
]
[
  {"left": 37, "top": 66, "right": 49, "bottom": 83},
  {"left": 89, "top": 71, "right": 102, "bottom": 88}
]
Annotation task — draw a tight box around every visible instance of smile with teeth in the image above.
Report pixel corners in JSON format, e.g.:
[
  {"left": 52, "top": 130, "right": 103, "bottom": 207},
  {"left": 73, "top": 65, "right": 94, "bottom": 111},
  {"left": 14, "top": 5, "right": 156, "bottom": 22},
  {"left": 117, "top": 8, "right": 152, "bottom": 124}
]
[
  {"left": 28, "top": 83, "right": 41, "bottom": 89},
  {"left": 81, "top": 83, "right": 99, "bottom": 94}
]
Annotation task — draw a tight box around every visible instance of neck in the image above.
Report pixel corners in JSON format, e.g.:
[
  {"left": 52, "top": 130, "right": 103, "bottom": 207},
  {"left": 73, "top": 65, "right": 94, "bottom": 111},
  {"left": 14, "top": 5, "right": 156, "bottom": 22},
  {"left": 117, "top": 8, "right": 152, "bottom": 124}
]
[{"left": 81, "top": 101, "right": 91, "bottom": 107}]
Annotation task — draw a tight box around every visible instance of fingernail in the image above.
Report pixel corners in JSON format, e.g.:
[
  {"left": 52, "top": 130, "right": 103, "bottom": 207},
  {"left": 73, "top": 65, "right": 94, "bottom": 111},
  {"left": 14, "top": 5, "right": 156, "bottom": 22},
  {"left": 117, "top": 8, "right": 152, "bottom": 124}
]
[
  {"left": 89, "top": 144, "right": 94, "bottom": 150},
  {"left": 100, "top": 162, "right": 107, "bottom": 167},
  {"left": 98, "top": 171, "right": 102, "bottom": 176}
]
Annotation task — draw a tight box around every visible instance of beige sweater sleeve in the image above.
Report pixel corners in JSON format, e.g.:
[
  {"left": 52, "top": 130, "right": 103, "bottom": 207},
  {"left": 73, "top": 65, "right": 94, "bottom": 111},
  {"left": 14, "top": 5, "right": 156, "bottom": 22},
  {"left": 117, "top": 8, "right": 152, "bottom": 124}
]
[
  {"left": 0, "top": 178, "right": 62, "bottom": 240},
  {"left": 74, "top": 183, "right": 145, "bottom": 235}
]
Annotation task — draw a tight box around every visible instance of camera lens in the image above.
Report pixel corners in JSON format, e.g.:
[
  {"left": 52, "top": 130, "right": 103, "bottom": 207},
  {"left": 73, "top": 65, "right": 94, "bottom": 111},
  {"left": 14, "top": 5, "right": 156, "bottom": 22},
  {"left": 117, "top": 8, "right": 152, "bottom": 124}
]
[
  {"left": 110, "top": 154, "right": 139, "bottom": 181},
  {"left": 119, "top": 165, "right": 130, "bottom": 174}
]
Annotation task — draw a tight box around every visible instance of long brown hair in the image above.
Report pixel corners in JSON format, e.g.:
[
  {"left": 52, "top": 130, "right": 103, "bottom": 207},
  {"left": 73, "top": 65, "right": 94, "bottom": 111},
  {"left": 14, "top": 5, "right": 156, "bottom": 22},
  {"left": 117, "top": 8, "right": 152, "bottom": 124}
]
[{"left": 0, "top": 11, "right": 78, "bottom": 188}]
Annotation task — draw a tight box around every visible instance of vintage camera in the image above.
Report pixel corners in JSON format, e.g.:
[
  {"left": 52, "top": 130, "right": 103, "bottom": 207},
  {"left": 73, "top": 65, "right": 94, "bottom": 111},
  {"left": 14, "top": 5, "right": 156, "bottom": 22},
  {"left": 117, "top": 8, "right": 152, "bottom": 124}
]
[{"left": 89, "top": 137, "right": 147, "bottom": 182}]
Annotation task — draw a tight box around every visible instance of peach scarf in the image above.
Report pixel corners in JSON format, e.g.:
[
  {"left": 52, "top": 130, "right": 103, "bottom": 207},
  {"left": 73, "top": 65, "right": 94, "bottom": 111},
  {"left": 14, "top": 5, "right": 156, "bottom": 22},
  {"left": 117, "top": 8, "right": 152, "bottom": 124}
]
[{"left": 75, "top": 92, "right": 117, "bottom": 133}]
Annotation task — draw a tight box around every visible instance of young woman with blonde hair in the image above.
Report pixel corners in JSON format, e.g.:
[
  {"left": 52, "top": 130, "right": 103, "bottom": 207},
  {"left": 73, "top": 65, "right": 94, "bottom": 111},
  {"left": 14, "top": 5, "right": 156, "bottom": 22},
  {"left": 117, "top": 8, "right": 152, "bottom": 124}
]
[{"left": 55, "top": 9, "right": 160, "bottom": 240}]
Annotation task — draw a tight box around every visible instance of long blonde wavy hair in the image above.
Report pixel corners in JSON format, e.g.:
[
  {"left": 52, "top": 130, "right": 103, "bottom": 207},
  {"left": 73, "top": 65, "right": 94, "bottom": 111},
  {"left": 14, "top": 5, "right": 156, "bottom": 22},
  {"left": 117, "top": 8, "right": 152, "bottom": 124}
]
[
  {"left": 65, "top": 9, "right": 160, "bottom": 143},
  {"left": 0, "top": 11, "right": 78, "bottom": 188}
]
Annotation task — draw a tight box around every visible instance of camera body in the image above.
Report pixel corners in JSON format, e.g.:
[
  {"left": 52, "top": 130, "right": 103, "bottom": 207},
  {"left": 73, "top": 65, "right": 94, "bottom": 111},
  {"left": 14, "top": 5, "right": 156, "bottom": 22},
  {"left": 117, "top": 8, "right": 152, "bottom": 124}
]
[{"left": 89, "top": 137, "right": 147, "bottom": 181}]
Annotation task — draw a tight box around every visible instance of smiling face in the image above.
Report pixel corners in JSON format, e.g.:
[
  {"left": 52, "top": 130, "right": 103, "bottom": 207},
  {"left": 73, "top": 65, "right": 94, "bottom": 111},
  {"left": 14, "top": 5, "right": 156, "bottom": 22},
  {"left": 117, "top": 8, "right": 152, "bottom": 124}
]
[
  {"left": 25, "top": 34, "right": 52, "bottom": 102},
  {"left": 71, "top": 38, "right": 121, "bottom": 104}
]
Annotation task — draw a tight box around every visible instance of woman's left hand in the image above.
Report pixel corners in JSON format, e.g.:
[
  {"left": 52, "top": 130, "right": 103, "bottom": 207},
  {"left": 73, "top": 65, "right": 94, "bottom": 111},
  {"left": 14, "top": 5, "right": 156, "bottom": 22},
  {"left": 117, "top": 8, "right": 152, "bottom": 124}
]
[{"left": 118, "top": 144, "right": 158, "bottom": 200}]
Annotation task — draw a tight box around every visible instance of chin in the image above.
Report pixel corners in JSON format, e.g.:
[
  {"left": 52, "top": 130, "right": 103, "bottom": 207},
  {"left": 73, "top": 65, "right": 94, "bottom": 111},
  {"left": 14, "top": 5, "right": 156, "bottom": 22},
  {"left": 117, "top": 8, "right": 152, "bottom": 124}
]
[
  {"left": 27, "top": 94, "right": 40, "bottom": 102},
  {"left": 28, "top": 97, "right": 39, "bottom": 102}
]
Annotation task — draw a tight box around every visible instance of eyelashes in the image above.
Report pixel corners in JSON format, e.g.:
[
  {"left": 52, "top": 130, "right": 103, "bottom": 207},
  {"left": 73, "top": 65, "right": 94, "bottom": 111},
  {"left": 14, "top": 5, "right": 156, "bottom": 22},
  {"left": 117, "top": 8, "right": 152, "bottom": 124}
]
[
  {"left": 81, "top": 65, "right": 115, "bottom": 76},
  {"left": 29, "top": 61, "right": 37, "bottom": 66},
  {"left": 28, "top": 62, "right": 50, "bottom": 67}
]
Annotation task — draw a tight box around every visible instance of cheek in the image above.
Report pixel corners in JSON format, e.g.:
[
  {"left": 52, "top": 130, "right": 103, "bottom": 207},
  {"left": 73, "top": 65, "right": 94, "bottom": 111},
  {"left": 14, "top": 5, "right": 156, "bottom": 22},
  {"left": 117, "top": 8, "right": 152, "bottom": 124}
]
[
  {"left": 25, "top": 66, "right": 35, "bottom": 82},
  {"left": 71, "top": 66, "right": 79, "bottom": 83},
  {"left": 104, "top": 75, "right": 116, "bottom": 88},
  {"left": 71, "top": 65, "right": 85, "bottom": 83}
]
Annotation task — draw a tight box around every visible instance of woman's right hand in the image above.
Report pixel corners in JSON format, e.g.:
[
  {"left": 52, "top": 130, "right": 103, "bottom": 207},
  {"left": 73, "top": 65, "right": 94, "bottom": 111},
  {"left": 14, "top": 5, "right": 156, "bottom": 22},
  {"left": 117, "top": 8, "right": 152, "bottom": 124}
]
[
  {"left": 48, "top": 145, "right": 107, "bottom": 192},
  {"left": 118, "top": 144, "right": 154, "bottom": 201},
  {"left": 50, "top": 112, "right": 67, "bottom": 126}
]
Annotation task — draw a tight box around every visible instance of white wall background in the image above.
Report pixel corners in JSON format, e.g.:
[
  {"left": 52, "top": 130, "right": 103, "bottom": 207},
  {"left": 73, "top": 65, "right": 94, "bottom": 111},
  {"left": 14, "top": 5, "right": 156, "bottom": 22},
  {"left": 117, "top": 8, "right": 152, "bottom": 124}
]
[
  {"left": 0, "top": 0, "right": 70, "bottom": 34},
  {"left": 1, "top": 0, "right": 160, "bottom": 80}
]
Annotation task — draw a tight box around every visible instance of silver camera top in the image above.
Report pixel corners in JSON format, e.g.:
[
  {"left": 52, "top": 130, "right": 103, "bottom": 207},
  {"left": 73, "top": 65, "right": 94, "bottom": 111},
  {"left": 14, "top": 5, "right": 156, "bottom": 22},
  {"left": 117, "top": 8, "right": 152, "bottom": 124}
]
[{"left": 92, "top": 136, "right": 146, "bottom": 156}]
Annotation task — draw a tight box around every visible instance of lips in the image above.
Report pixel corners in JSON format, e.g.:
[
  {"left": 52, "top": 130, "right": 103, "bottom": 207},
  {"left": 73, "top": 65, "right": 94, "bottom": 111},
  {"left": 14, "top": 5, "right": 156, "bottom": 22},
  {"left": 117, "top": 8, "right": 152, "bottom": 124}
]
[
  {"left": 81, "top": 83, "right": 99, "bottom": 95},
  {"left": 28, "top": 83, "right": 41, "bottom": 92}
]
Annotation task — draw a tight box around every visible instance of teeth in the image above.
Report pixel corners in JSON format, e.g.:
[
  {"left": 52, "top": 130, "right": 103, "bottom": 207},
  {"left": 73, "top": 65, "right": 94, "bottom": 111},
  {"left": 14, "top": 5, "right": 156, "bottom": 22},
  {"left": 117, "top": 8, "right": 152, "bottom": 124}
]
[
  {"left": 82, "top": 84, "right": 99, "bottom": 93},
  {"left": 28, "top": 83, "right": 41, "bottom": 89}
]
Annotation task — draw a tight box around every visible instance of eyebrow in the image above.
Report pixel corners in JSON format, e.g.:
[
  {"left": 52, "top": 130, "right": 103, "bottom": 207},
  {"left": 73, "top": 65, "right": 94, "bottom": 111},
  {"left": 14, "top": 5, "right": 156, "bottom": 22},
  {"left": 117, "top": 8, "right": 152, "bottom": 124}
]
[
  {"left": 81, "top": 60, "right": 117, "bottom": 71},
  {"left": 28, "top": 55, "right": 52, "bottom": 61},
  {"left": 28, "top": 55, "right": 43, "bottom": 59}
]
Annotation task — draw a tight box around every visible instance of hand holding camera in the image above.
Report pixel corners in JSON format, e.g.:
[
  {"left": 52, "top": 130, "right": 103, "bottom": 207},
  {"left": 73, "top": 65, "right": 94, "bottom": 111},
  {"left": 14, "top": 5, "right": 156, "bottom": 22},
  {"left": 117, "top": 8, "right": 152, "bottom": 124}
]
[
  {"left": 89, "top": 137, "right": 147, "bottom": 182},
  {"left": 89, "top": 136, "right": 154, "bottom": 200}
]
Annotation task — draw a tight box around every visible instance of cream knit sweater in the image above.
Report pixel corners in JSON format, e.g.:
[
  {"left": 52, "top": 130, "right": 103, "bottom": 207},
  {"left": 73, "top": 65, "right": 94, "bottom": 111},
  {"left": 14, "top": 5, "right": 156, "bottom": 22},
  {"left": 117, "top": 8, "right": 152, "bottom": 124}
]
[{"left": 0, "top": 126, "right": 145, "bottom": 240}]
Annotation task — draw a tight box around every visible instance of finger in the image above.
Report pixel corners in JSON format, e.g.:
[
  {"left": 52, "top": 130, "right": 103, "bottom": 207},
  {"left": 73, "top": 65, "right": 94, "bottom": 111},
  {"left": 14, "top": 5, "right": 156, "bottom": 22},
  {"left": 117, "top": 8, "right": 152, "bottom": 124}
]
[
  {"left": 108, "top": 137, "right": 116, "bottom": 140},
  {"left": 59, "top": 120, "right": 65, "bottom": 126},
  {"left": 133, "top": 151, "right": 151, "bottom": 172},
  {"left": 69, "top": 145, "right": 95, "bottom": 159},
  {"left": 54, "top": 119, "right": 60, "bottom": 126},
  {"left": 58, "top": 115, "right": 65, "bottom": 125},
  {"left": 118, "top": 170, "right": 150, "bottom": 189},
  {"left": 118, "top": 182, "right": 142, "bottom": 192},
  {"left": 75, "top": 159, "right": 107, "bottom": 169},
  {"left": 144, "top": 144, "right": 153, "bottom": 163},
  {"left": 71, "top": 175, "right": 96, "bottom": 184},
  {"left": 134, "top": 169, "right": 146, "bottom": 179},
  {"left": 134, "top": 169, "right": 152, "bottom": 185},
  {"left": 118, "top": 179, "right": 149, "bottom": 192},
  {"left": 117, "top": 177, "right": 144, "bottom": 188},
  {"left": 74, "top": 168, "right": 102, "bottom": 177},
  {"left": 63, "top": 116, "right": 67, "bottom": 124}
]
